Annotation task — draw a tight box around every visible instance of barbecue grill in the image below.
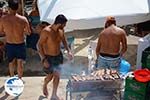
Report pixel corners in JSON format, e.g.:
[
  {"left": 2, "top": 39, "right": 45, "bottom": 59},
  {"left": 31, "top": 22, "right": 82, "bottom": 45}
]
[{"left": 66, "top": 74, "right": 123, "bottom": 100}]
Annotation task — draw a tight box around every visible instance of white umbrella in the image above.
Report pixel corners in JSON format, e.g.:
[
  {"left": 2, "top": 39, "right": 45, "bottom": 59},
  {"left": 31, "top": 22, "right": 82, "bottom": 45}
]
[{"left": 38, "top": 0, "right": 150, "bottom": 31}]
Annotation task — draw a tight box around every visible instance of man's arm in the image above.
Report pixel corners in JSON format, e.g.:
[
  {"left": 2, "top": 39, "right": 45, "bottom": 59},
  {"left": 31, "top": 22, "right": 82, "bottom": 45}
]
[
  {"left": 37, "top": 30, "right": 47, "bottom": 61},
  {"left": 61, "top": 30, "right": 73, "bottom": 60},
  {"left": 96, "top": 33, "right": 102, "bottom": 59},
  {"left": 61, "top": 30, "right": 71, "bottom": 53},
  {"left": 24, "top": 17, "right": 31, "bottom": 35},
  {"left": 0, "top": 18, "right": 5, "bottom": 36},
  {"left": 120, "top": 30, "right": 127, "bottom": 56}
]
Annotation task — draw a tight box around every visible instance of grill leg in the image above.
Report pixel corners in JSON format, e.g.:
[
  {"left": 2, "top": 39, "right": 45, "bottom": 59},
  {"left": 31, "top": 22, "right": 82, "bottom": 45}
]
[
  {"left": 70, "top": 92, "right": 72, "bottom": 100},
  {"left": 66, "top": 91, "right": 68, "bottom": 100}
]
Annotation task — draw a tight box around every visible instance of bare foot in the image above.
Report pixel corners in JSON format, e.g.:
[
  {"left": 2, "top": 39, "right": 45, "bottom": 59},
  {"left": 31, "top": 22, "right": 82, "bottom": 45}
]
[{"left": 43, "top": 85, "right": 48, "bottom": 97}]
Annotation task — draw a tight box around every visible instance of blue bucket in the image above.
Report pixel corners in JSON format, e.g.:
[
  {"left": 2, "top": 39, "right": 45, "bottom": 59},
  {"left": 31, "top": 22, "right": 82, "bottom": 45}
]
[{"left": 119, "top": 59, "right": 131, "bottom": 75}]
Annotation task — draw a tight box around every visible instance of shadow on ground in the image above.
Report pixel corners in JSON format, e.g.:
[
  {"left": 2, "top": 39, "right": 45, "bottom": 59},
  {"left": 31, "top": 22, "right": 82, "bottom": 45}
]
[
  {"left": 0, "top": 54, "right": 88, "bottom": 78},
  {"left": 38, "top": 95, "right": 47, "bottom": 100}
]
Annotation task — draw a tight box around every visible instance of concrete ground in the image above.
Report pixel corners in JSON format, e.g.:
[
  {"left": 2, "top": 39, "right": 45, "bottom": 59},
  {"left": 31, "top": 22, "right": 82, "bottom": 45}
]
[
  {"left": 0, "top": 77, "right": 68, "bottom": 100},
  {"left": 0, "top": 28, "right": 141, "bottom": 100},
  {"left": 0, "top": 76, "right": 123, "bottom": 100}
]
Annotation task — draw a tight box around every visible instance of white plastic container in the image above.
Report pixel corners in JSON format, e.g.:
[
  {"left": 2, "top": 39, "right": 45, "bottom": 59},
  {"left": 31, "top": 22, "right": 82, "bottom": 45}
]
[{"left": 136, "top": 34, "right": 150, "bottom": 69}]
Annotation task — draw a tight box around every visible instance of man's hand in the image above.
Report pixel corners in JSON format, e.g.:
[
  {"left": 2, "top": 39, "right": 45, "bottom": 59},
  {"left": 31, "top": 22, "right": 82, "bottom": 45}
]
[
  {"left": 42, "top": 58, "right": 49, "bottom": 68},
  {"left": 67, "top": 51, "right": 73, "bottom": 60}
]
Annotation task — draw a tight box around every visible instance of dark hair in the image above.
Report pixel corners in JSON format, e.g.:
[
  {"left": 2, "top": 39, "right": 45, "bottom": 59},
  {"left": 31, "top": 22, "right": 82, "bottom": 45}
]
[
  {"left": 8, "top": 0, "right": 19, "bottom": 10},
  {"left": 105, "top": 16, "right": 116, "bottom": 28},
  {"left": 41, "top": 21, "right": 50, "bottom": 26},
  {"left": 54, "top": 14, "right": 68, "bottom": 24}
]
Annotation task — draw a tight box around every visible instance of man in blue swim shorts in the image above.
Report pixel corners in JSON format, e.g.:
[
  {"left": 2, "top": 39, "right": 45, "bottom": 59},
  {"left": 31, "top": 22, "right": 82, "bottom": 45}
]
[
  {"left": 0, "top": 0, "right": 31, "bottom": 79},
  {"left": 96, "top": 16, "right": 127, "bottom": 70}
]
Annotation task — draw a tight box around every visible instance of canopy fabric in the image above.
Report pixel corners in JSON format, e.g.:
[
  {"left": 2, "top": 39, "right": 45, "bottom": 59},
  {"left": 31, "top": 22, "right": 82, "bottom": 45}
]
[{"left": 38, "top": 0, "right": 150, "bottom": 31}]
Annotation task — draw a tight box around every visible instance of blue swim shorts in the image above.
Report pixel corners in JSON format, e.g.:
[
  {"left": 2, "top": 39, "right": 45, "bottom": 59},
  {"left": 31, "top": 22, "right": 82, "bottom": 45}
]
[{"left": 5, "top": 43, "right": 26, "bottom": 62}]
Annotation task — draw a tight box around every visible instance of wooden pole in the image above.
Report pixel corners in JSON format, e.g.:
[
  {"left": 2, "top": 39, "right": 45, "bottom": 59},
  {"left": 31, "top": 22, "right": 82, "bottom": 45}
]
[{"left": 21, "top": 0, "right": 24, "bottom": 16}]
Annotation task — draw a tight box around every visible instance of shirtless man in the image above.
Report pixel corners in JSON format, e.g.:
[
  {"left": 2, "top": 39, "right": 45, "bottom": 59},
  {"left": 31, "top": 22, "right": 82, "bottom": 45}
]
[
  {"left": 0, "top": 0, "right": 31, "bottom": 79},
  {"left": 96, "top": 16, "right": 127, "bottom": 70},
  {"left": 37, "top": 14, "right": 73, "bottom": 99}
]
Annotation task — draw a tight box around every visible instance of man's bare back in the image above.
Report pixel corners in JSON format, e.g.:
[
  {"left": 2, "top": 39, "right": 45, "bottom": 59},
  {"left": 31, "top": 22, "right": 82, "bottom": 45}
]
[
  {"left": 96, "top": 24, "right": 127, "bottom": 58},
  {"left": 0, "top": 13, "right": 30, "bottom": 44},
  {"left": 99, "top": 25, "right": 126, "bottom": 55}
]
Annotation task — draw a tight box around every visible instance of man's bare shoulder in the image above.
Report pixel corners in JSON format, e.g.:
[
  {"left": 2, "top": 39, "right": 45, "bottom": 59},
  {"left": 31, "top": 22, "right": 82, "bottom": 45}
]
[
  {"left": 16, "top": 14, "right": 27, "bottom": 21},
  {"left": 116, "top": 26, "right": 125, "bottom": 33},
  {"left": 41, "top": 26, "right": 51, "bottom": 35},
  {"left": 100, "top": 29, "right": 105, "bottom": 33},
  {"left": 100, "top": 28, "right": 108, "bottom": 35},
  {"left": 120, "top": 28, "right": 126, "bottom": 36},
  {"left": 43, "top": 26, "right": 51, "bottom": 32}
]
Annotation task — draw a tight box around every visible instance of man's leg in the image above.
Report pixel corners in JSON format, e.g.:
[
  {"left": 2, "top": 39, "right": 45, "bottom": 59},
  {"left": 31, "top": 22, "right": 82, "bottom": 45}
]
[
  {"left": 9, "top": 59, "right": 16, "bottom": 77},
  {"left": 17, "top": 59, "right": 24, "bottom": 79},
  {"left": 43, "top": 74, "right": 53, "bottom": 97},
  {"left": 51, "top": 71, "right": 60, "bottom": 99}
]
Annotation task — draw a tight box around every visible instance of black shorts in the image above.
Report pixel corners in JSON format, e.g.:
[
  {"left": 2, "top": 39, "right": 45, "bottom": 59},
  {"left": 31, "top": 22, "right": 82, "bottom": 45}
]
[
  {"left": 26, "top": 33, "right": 39, "bottom": 50},
  {"left": 5, "top": 43, "right": 26, "bottom": 62},
  {"left": 43, "top": 52, "right": 63, "bottom": 74}
]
